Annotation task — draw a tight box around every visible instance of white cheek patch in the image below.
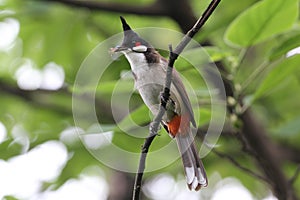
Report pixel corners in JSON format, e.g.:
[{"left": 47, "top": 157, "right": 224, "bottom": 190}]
[{"left": 132, "top": 45, "right": 147, "bottom": 52}]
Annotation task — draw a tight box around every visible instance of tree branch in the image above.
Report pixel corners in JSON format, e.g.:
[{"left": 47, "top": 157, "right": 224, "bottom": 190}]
[
  {"left": 290, "top": 165, "right": 300, "bottom": 185},
  {"left": 0, "top": 80, "right": 71, "bottom": 116},
  {"left": 43, "top": 0, "right": 167, "bottom": 16},
  {"left": 159, "top": 0, "right": 197, "bottom": 32},
  {"left": 240, "top": 109, "right": 298, "bottom": 200},
  {"left": 0, "top": 80, "right": 116, "bottom": 122},
  {"left": 132, "top": 1, "right": 221, "bottom": 199},
  {"left": 278, "top": 143, "right": 300, "bottom": 164},
  {"left": 212, "top": 149, "right": 269, "bottom": 183},
  {"left": 210, "top": 49, "right": 299, "bottom": 200},
  {"left": 41, "top": 0, "right": 199, "bottom": 32}
]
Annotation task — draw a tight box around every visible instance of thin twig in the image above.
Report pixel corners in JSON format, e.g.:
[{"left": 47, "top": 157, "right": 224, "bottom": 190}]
[
  {"left": 173, "top": 0, "right": 221, "bottom": 56},
  {"left": 241, "top": 60, "right": 269, "bottom": 91},
  {"left": 132, "top": 1, "right": 221, "bottom": 199},
  {"left": 132, "top": 45, "right": 174, "bottom": 200},
  {"left": 212, "top": 149, "right": 269, "bottom": 183},
  {"left": 290, "top": 165, "right": 300, "bottom": 185}
]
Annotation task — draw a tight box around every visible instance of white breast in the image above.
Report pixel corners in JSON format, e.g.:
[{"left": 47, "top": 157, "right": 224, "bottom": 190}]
[
  {"left": 123, "top": 51, "right": 148, "bottom": 72},
  {"left": 123, "top": 51, "right": 166, "bottom": 115}
]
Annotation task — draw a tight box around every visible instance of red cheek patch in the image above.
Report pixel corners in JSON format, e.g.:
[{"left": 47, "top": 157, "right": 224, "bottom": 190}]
[{"left": 135, "top": 41, "right": 141, "bottom": 46}]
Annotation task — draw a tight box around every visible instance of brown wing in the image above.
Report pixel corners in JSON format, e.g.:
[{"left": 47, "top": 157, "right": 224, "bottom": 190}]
[
  {"left": 159, "top": 55, "right": 196, "bottom": 127},
  {"left": 171, "top": 69, "right": 197, "bottom": 127}
]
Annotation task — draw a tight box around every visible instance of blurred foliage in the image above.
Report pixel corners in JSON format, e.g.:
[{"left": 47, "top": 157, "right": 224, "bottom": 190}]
[{"left": 0, "top": 0, "right": 300, "bottom": 199}]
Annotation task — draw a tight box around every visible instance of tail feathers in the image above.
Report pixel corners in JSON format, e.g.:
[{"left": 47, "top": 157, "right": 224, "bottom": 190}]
[{"left": 176, "top": 134, "right": 208, "bottom": 191}]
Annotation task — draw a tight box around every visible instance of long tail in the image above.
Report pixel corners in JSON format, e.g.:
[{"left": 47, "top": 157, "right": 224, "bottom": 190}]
[{"left": 176, "top": 131, "right": 208, "bottom": 191}]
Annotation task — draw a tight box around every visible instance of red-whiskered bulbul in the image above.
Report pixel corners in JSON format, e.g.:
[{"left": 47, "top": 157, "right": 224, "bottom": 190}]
[{"left": 111, "top": 16, "right": 207, "bottom": 191}]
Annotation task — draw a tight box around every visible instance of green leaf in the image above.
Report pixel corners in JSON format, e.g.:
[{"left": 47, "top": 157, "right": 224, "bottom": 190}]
[
  {"left": 96, "top": 80, "right": 134, "bottom": 94},
  {"left": 196, "top": 107, "right": 212, "bottom": 126},
  {"left": 254, "top": 55, "right": 300, "bottom": 100},
  {"left": 269, "top": 33, "right": 300, "bottom": 60},
  {"left": 177, "top": 47, "right": 230, "bottom": 70},
  {"left": 225, "top": 0, "right": 298, "bottom": 47},
  {"left": 114, "top": 105, "right": 151, "bottom": 134},
  {"left": 0, "top": 139, "right": 23, "bottom": 160},
  {"left": 3, "top": 196, "right": 18, "bottom": 200},
  {"left": 272, "top": 116, "right": 300, "bottom": 138},
  {"left": 205, "top": 47, "right": 231, "bottom": 62}
]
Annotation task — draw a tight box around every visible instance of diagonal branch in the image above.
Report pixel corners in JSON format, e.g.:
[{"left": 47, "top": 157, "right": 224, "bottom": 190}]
[
  {"left": 212, "top": 149, "right": 269, "bottom": 183},
  {"left": 132, "top": 1, "right": 221, "bottom": 199},
  {"left": 290, "top": 165, "right": 300, "bottom": 185}
]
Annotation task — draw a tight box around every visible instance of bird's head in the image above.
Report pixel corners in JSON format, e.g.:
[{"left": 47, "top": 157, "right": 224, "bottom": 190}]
[{"left": 111, "top": 16, "right": 151, "bottom": 54}]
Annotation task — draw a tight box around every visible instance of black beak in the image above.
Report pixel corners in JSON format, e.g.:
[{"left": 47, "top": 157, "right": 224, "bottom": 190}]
[{"left": 110, "top": 45, "right": 129, "bottom": 53}]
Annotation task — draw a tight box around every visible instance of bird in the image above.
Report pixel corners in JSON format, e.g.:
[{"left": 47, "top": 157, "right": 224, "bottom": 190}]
[{"left": 111, "top": 16, "right": 207, "bottom": 191}]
